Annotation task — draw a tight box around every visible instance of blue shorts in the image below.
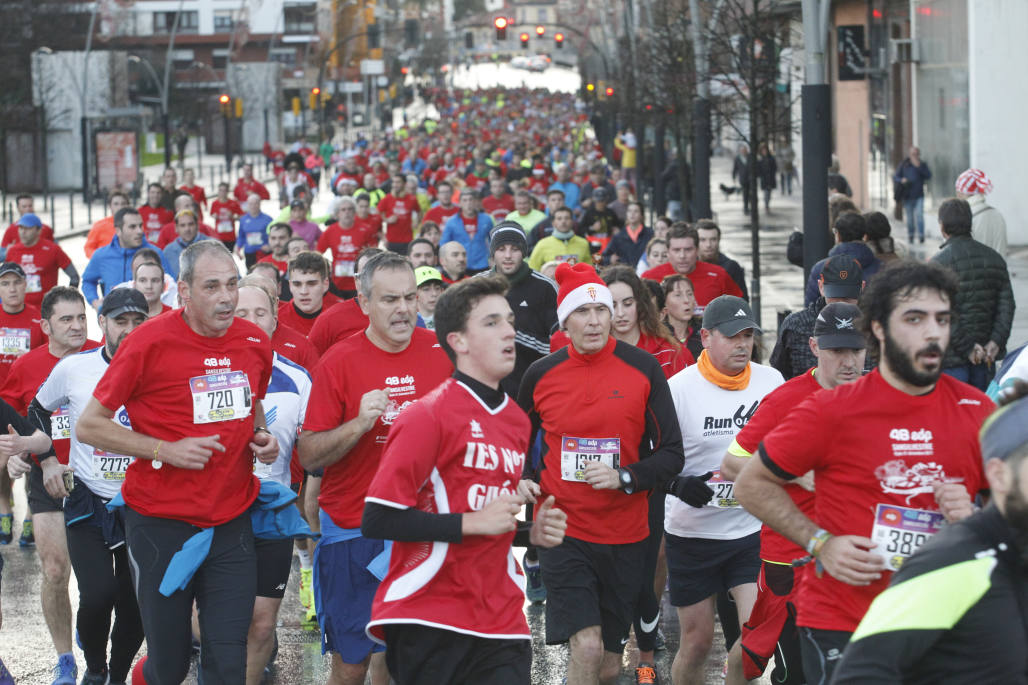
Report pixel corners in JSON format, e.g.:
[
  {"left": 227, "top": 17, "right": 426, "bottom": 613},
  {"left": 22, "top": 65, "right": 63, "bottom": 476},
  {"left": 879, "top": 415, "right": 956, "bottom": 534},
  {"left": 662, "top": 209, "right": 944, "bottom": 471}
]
[{"left": 313, "top": 535, "right": 386, "bottom": 663}]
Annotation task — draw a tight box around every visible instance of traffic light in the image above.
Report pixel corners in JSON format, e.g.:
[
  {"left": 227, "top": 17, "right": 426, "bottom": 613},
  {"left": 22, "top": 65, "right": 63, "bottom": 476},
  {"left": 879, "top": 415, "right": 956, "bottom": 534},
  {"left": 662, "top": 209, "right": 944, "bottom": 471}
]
[
  {"left": 605, "top": 86, "right": 614, "bottom": 97},
  {"left": 404, "top": 19, "right": 419, "bottom": 47},
  {"left": 554, "top": 32, "right": 565, "bottom": 49},
  {"left": 310, "top": 87, "right": 321, "bottom": 110},
  {"left": 586, "top": 83, "right": 595, "bottom": 92},
  {"left": 494, "top": 17, "right": 507, "bottom": 41},
  {"left": 234, "top": 97, "right": 243, "bottom": 119},
  {"left": 367, "top": 23, "right": 380, "bottom": 49},
  {"left": 465, "top": 31, "right": 473, "bottom": 49},
  {"left": 535, "top": 25, "right": 545, "bottom": 36},
  {"left": 218, "top": 93, "right": 231, "bottom": 116},
  {"left": 520, "top": 32, "right": 529, "bottom": 49}
]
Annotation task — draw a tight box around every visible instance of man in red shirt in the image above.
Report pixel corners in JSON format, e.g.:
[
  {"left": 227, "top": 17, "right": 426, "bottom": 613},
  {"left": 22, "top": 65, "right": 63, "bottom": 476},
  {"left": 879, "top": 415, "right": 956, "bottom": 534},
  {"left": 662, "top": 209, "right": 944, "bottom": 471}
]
[
  {"left": 138, "top": 183, "right": 174, "bottom": 244},
  {"left": 210, "top": 182, "right": 244, "bottom": 250},
  {"left": 278, "top": 252, "right": 339, "bottom": 337},
  {"left": 735, "top": 261, "right": 994, "bottom": 684},
  {"left": 77, "top": 241, "right": 278, "bottom": 685},
  {"left": 299, "top": 252, "right": 451, "bottom": 685},
  {"left": 421, "top": 180, "right": 460, "bottom": 228},
  {"left": 642, "top": 223, "right": 742, "bottom": 313},
  {"left": 361, "top": 275, "right": 567, "bottom": 684},
  {"left": 0, "top": 262, "right": 45, "bottom": 384},
  {"left": 482, "top": 179, "right": 515, "bottom": 225},
  {"left": 233, "top": 163, "right": 271, "bottom": 202},
  {"left": 178, "top": 168, "right": 207, "bottom": 219},
  {"left": 317, "top": 197, "right": 378, "bottom": 297},
  {"left": 2, "top": 194, "right": 55, "bottom": 250},
  {"left": 5, "top": 213, "right": 78, "bottom": 308},
  {"left": 376, "top": 173, "right": 420, "bottom": 254},
  {"left": 719, "top": 302, "right": 866, "bottom": 684},
  {"left": 258, "top": 223, "right": 293, "bottom": 276}
]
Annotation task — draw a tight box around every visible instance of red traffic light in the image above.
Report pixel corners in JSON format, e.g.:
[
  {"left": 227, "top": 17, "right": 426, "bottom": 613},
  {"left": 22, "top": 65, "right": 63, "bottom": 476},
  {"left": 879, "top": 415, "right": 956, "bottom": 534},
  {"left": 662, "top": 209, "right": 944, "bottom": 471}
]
[
  {"left": 554, "top": 32, "right": 565, "bottom": 42},
  {"left": 494, "top": 16, "right": 507, "bottom": 29},
  {"left": 605, "top": 87, "right": 614, "bottom": 97},
  {"left": 535, "top": 25, "right": 545, "bottom": 36},
  {"left": 311, "top": 87, "right": 321, "bottom": 95},
  {"left": 401, "top": 66, "right": 409, "bottom": 75},
  {"left": 218, "top": 94, "right": 230, "bottom": 104},
  {"left": 520, "top": 32, "right": 529, "bottom": 41}
]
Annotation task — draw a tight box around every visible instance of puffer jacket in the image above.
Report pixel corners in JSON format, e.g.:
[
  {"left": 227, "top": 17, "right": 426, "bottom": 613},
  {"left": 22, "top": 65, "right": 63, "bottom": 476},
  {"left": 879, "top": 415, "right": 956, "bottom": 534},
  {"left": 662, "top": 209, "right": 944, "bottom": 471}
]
[{"left": 931, "top": 234, "right": 1015, "bottom": 369}]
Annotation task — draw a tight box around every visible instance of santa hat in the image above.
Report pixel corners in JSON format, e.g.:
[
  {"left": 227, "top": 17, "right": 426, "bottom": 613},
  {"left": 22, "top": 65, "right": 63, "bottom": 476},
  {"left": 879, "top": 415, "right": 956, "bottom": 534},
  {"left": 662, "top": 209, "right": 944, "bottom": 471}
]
[
  {"left": 555, "top": 262, "right": 614, "bottom": 327},
  {"left": 955, "top": 168, "right": 993, "bottom": 195}
]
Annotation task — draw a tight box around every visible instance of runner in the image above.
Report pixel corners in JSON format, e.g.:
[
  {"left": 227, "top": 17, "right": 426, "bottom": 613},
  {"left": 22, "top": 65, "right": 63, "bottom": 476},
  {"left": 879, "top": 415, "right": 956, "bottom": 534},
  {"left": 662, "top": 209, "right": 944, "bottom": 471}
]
[
  {"left": 82, "top": 208, "right": 170, "bottom": 311},
  {"left": 258, "top": 223, "right": 293, "bottom": 277},
  {"left": 2, "top": 193, "right": 55, "bottom": 251},
  {"left": 316, "top": 196, "right": 379, "bottom": 298},
  {"left": 641, "top": 224, "right": 742, "bottom": 312},
  {"left": 605, "top": 266, "right": 692, "bottom": 377},
  {"left": 163, "top": 209, "right": 215, "bottom": 280},
  {"left": 720, "top": 302, "right": 866, "bottom": 685},
  {"left": 377, "top": 173, "right": 420, "bottom": 254},
  {"left": 235, "top": 193, "right": 274, "bottom": 269},
  {"left": 178, "top": 168, "right": 207, "bottom": 219},
  {"left": 0, "top": 262, "right": 44, "bottom": 387},
  {"left": 414, "top": 266, "right": 445, "bottom": 330},
  {"left": 661, "top": 296, "right": 783, "bottom": 685},
  {"left": 84, "top": 192, "right": 131, "bottom": 259},
  {"left": 1, "top": 287, "right": 99, "bottom": 682},
  {"left": 29, "top": 288, "right": 149, "bottom": 685},
  {"left": 299, "top": 251, "right": 451, "bottom": 685},
  {"left": 361, "top": 275, "right": 568, "bottom": 685},
  {"left": 210, "top": 182, "right": 244, "bottom": 251},
  {"left": 137, "top": 183, "right": 173, "bottom": 244},
  {"left": 234, "top": 163, "right": 271, "bottom": 203},
  {"left": 277, "top": 252, "right": 339, "bottom": 336},
  {"left": 407, "top": 238, "right": 437, "bottom": 268},
  {"left": 132, "top": 261, "right": 171, "bottom": 317},
  {"left": 4, "top": 213, "right": 78, "bottom": 308},
  {"left": 527, "top": 207, "right": 592, "bottom": 270},
  {"left": 234, "top": 278, "right": 313, "bottom": 685},
  {"left": 735, "top": 260, "right": 994, "bottom": 684},
  {"left": 308, "top": 248, "right": 382, "bottom": 355},
  {"left": 76, "top": 241, "right": 278, "bottom": 685},
  {"left": 516, "top": 262, "right": 688, "bottom": 685}
]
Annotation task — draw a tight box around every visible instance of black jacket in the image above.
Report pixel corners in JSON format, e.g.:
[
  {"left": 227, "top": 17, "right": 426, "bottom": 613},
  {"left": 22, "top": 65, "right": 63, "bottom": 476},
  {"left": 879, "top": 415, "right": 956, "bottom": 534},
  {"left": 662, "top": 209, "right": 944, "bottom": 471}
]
[
  {"left": 931, "top": 234, "right": 1015, "bottom": 368},
  {"left": 603, "top": 225, "right": 653, "bottom": 266}
]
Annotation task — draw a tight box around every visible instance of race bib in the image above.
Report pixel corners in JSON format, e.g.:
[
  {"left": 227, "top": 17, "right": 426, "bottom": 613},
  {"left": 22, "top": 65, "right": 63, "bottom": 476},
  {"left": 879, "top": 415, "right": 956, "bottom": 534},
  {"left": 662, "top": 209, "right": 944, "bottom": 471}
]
[
  {"left": 25, "top": 274, "right": 41, "bottom": 293},
  {"left": 51, "top": 406, "right": 71, "bottom": 440},
  {"left": 708, "top": 471, "right": 739, "bottom": 508},
  {"left": 555, "top": 254, "right": 578, "bottom": 264},
  {"left": 245, "top": 232, "right": 265, "bottom": 246},
  {"left": 217, "top": 220, "right": 234, "bottom": 234},
  {"left": 560, "top": 436, "right": 620, "bottom": 482},
  {"left": 0, "top": 328, "right": 30, "bottom": 356},
  {"left": 93, "top": 449, "right": 133, "bottom": 482},
  {"left": 190, "top": 371, "right": 252, "bottom": 424},
  {"left": 870, "top": 503, "right": 944, "bottom": 571},
  {"left": 334, "top": 259, "right": 355, "bottom": 277}
]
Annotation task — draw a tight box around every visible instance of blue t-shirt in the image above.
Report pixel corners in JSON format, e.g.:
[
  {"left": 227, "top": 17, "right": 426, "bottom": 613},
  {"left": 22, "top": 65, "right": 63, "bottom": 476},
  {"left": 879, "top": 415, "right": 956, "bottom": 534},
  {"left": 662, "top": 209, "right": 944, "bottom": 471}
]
[{"left": 237, "top": 212, "right": 273, "bottom": 254}]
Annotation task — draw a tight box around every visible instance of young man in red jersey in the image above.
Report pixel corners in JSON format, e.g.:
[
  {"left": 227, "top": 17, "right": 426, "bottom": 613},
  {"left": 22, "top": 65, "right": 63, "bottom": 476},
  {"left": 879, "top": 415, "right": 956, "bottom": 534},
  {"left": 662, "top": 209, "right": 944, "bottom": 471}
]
[
  {"left": 233, "top": 163, "right": 271, "bottom": 203},
  {"left": 278, "top": 252, "right": 339, "bottom": 337},
  {"left": 5, "top": 213, "right": 78, "bottom": 308},
  {"left": 258, "top": 223, "right": 293, "bottom": 277},
  {"left": 138, "top": 183, "right": 173, "bottom": 244},
  {"left": 735, "top": 261, "right": 994, "bottom": 684},
  {"left": 77, "top": 241, "right": 278, "bottom": 685},
  {"left": 719, "top": 302, "right": 866, "bottom": 685},
  {"left": 210, "top": 181, "right": 244, "bottom": 250},
  {"left": 377, "top": 173, "right": 420, "bottom": 255},
  {"left": 641, "top": 224, "right": 742, "bottom": 314},
  {"left": 317, "top": 197, "right": 379, "bottom": 298},
  {"left": 299, "top": 252, "right": 451, "bottom": 685},
  {"left": 1, "top": 193, "right": 55, "bottom": 249},
  {"left": 362, "top": 275, "right": 568, "bottom": 685}
]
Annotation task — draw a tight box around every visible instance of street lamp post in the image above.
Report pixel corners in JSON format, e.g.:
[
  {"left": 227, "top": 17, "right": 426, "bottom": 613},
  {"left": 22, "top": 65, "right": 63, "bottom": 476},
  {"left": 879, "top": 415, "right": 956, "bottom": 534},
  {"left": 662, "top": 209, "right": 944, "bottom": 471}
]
[{"left": 128, "top": 56, "right": 171, "bottom": 168}]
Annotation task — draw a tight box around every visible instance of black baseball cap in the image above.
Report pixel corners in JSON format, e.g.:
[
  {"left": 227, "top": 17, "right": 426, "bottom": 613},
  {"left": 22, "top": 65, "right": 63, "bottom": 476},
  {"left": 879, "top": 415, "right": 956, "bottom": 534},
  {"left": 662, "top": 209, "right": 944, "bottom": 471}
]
[
  {"left": 289, "top": 199, "right": 306, "bottom": 210},
  {"left": 0, "top": 262, "right": 26, "bottom": 279},
  {"left": 702, "top": 295, "right": 762, "bottom": 336},
  {"left": 813, "top": 302, "right": 864, "bottom": 349},
  {"left": 100, "top": 288, "right": 149, "bottom": 319},
  {"left": 821, "top": 254, "right": 864, "bottom": 299}
]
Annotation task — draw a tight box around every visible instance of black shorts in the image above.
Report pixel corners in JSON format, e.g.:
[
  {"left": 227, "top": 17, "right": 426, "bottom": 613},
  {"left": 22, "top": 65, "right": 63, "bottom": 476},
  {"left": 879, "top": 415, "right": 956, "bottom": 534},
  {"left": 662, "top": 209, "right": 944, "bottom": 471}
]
[
  {"left": 383, "top": 624, "right": 530, "bottom": 685},
  {"left": 537, "top": 536, "right": 646, "bottom": 653},
  {"left": 256, "top": 537, "right": 293, "bottom": 599},
  {"left": 27, "top": 460, "right": 63, "bottom": 514},
  {"left": 665, "top": 532, "right": 760, "bottom": 607}
]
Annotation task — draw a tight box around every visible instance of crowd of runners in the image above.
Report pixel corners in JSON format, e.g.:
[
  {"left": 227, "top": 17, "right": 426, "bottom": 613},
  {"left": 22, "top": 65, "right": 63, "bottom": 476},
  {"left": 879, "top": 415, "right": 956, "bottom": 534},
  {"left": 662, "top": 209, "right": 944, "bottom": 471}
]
[{"left": 0, "top": 85, "right": 1024, "bottom": 685}]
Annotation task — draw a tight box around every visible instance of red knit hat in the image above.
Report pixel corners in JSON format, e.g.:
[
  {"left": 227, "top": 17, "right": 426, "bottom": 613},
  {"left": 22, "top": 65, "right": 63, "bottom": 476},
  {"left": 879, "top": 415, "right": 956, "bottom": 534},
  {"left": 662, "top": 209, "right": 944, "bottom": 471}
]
[{"left": 555, "top": 262, "right": 614, "bottom": 326}]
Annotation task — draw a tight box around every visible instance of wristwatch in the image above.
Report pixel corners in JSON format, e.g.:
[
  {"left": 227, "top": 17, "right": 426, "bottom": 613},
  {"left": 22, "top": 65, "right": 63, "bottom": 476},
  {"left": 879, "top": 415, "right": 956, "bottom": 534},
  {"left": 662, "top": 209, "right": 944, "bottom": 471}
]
[
  {"left": 617, "top": 467, "right": 635, "bottom": 494},
  {"left": 254, "top": 425, "right": 271, "bottom": 435}
]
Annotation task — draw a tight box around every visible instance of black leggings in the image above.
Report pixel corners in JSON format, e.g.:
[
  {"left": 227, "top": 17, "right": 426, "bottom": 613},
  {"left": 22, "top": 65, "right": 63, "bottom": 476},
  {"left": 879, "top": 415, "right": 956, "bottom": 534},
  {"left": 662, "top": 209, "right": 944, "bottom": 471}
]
[
  {"left": 66, "top": 522, "right": 144, "bottom": 682},
  {"left": 633, "top": 492, "right": 665, "bottom": 652},
  {"left": 124, "top": 507, "right": 256, "bottom": 685}
]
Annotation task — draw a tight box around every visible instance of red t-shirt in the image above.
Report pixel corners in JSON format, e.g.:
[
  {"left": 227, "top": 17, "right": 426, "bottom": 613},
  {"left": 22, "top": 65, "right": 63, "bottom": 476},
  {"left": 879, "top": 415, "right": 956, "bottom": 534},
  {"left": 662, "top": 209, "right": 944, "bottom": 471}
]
[
  {"left": 233, "top": 178, "right": 270, "bottom": 202},
  {"left": 354, "top": 214, "right": 381, "bottom": 236},
  {"left": 1, "top": 340, "right": 101, "bottom": 464},
  {"left": 422, "top": 205, "right": 459, "bottom": 228},
  {"left": 316, "top": 223, "right": 378, "bottom": 291},
  {"left": 733, "top": 368, "right": 821, "bottom": 564},
  {"left": 2, "top": 223, "right": 55, "bottom": 248},
  {"left": 760, "top": 370, "right": 994, "bottom": 632},
  {"left": 276, "top": 293, "right": 341, "bottom": 338},
  {"left": 138, "top": 205, "right": 174, "bottom": 244},
  {"left": 210, "top": 199, "right": 243, "bottom": 241},
  {"left": 5, "top": 240, "right": 72, "bottom": 308},
  {"left": 482, "top": 195, "right": 515, "bottom": 223},
  {"left": 180, "top": 185, "right": 207, "bottom": 212},
  {"left": 271, "top": 323, "right": 319, "bottom": 371},
  {"left": 366, "top": 378, "right": 531, "bottom": 643},
  {"left": 641, "top": 262, "right": 743, "bottom": 310},
  {"left": 637, "top": 333, "right": 693, "bottom": 379},
  {"left": 304, "top": 329, "right": 451, "bottom": 528},
  {"left": 257, "top": 254, "right": 289, "bottom": 276},
  {"left": 0, "top": 305, "right": 45, "bottom": 385},
  {"left": 92, "top": 312, "right": 273, "bottom": 527},
  {"left": 308, "top": 298, "right": 369, "bottom": 355},
  {"left": 376, "top": 193, "right": 420, "bottom": 244}
]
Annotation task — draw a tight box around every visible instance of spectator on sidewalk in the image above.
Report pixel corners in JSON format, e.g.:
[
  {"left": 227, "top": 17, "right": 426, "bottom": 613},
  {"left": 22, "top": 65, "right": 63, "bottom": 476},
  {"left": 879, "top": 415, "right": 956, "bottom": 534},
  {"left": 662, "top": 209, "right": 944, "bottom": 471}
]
[
  {"left": 614, "top": 128, "right": 638, "bottom": 186},
  {"left": 756, "top": 143, "right": 777, "bottom": 212},
  {"left": 661, "top": 154, "right": 690, "bottom": 222},
  {"left": 931, "top": 198, "right": 1014, "bottom": 391},
  {"left": 827, "top": 154, "right": 853, "bottom": 197},
  {"left": 955, "top": 168, "right": 1007, "bottom": 259},
  {"left": 894, "top": 145, "right": 932, "bottom": 244},
  {"left": 804, "top": 211, "right": 882, "bottom": 307},
  {"left": 696, "top": 219, "right": 747, "bottom": 300},
  {"left": 731, "top": 145, "right": 753, "bottom": 214},
  {"left": 84, "top": 192, "right": 130, "bottom": 258},
  {"left": 778, "top": 144, "right": 797, "bottom": 195}
]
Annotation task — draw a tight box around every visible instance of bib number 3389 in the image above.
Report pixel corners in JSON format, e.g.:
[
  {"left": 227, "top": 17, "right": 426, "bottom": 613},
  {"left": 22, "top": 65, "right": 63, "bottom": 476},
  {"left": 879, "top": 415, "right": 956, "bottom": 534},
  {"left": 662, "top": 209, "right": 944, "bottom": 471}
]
[{"left": 190, "top": 371, "right": 252, "bottom": 424}]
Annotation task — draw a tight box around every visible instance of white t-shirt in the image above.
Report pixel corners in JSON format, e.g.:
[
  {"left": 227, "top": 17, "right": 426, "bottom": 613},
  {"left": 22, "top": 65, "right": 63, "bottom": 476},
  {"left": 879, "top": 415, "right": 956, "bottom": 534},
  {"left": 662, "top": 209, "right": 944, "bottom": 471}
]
[
  {"left": 252, "top": 352, "right": 311, "bottom": 486},
  {"left": 665, "top": 362, "right": 784, "bottom": 540},
  {"left": 36, "top": 347, "right": 132, "bottom": 500}
]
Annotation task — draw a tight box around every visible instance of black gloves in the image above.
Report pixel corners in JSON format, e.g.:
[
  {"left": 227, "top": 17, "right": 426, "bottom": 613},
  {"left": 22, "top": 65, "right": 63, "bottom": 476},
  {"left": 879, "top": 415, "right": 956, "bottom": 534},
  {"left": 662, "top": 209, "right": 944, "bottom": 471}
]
[{"left": 667, "top": 471, "right": 714, "bottom": 508}]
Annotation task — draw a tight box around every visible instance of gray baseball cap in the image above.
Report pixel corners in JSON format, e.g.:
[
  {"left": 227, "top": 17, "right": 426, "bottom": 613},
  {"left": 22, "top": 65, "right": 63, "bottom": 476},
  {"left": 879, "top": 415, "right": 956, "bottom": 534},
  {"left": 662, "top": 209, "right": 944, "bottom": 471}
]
[{"left": 702, "top": 295, "right": 761, "bottom": 336}]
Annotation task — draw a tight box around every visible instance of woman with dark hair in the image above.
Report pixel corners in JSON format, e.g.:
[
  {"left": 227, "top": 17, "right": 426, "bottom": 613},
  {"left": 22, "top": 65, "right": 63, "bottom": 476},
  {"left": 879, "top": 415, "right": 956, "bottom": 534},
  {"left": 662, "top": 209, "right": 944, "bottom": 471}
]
[
  {"left": 863, "top": 210, "right": 900, "bottom": 264},
  {"left": 661, "top": 274, "right": 704, "bottom": 361}
]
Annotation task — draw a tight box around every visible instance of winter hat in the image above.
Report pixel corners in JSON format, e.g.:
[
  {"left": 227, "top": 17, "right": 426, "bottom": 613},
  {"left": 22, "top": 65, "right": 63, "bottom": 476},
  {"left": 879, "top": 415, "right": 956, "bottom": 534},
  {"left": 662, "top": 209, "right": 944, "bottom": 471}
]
[
  {"left": 955, "top": 168, "right": 993, "bottom": 196},
  {"left": 555, "top": 262, "right": 614, "bottom": 327},
  {"left": 489, "top": 221, "right": 528, "bottom": 257}
]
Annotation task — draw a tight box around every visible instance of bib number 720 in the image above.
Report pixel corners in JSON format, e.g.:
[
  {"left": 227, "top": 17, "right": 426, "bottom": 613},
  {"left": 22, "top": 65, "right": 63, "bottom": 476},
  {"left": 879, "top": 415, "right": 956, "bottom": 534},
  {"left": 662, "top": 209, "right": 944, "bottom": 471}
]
[{"left": 208, "top": 390, "right": 235, "bottom": 410}]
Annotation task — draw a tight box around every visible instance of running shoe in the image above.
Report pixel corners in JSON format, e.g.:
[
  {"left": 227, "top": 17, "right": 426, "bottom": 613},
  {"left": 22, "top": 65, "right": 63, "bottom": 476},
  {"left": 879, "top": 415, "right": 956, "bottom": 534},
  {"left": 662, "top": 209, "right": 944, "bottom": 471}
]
[
  {"left": 523, "top": 552, "right": 545, "bottom": 604},
  {"left": 79, "top": 668, "right": 108, "bottom": 685},
  {"left": 19, "top": 519, "right": 34, "bottom": 547},
  {"left": 0, "top": 514, "right": 11, "bottom": 545},
  {"left": 0, "top": 656, "right": 13, "bottom": 685},
  {"left": 303, "top": 604, "right": 318, "bottom": 629},
  {"left": 50, "top": 653, "right": 77, "bottom": 685},
  {"left": 635, "top": 663, "right": 658, "bottom": 684},
  {"left": 299, "top": 567, "right": 313, "bottom": 610}
]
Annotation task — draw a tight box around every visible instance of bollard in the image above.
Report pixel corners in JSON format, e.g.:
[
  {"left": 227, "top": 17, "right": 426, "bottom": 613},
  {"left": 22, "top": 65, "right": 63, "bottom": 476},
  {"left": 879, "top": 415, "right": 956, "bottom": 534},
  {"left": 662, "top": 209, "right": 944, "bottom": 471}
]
[
  {"left": 69, "top": 193, "right": 74, "bottom": 232},
  {"left": 87, "top": 195, "right": 93, "bottom": 224},
  {"left": 51, "top": 199, "right": 56, "bottom": 232}
]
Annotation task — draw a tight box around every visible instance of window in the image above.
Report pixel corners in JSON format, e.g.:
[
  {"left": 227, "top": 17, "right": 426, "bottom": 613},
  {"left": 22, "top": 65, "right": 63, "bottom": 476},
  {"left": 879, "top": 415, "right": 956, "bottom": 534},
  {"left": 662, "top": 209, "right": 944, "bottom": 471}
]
[
  {"left": 153, "top": 11, "right": 199, "bottom": 34},
  {"left": 283, "top": 5, "right": 316, "bottom": 33},
  {"left": 538, "top": 8, "right": 547, "bottom": 22},
  {"left": 269, "top": 49, "right": 298, "bottom": 67},
  {"left": 214, "top": 11, "right": 235, "bottom": 32}
]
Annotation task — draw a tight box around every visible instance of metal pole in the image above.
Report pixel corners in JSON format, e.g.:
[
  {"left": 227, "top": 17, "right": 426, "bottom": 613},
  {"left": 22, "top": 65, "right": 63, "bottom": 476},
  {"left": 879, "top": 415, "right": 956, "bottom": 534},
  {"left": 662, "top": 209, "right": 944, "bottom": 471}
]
[
  {"left": 800, "top": 0, "right": 832, "bottom": 281},
  {"left": 80, "top": 4, "right": 99, "bottom": 202},
  {"left": 161, "top": 0, "right": 186, "bottom": 169},
  {"left": 69, "top": 193, "right": 74, "bottom": 231}
]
